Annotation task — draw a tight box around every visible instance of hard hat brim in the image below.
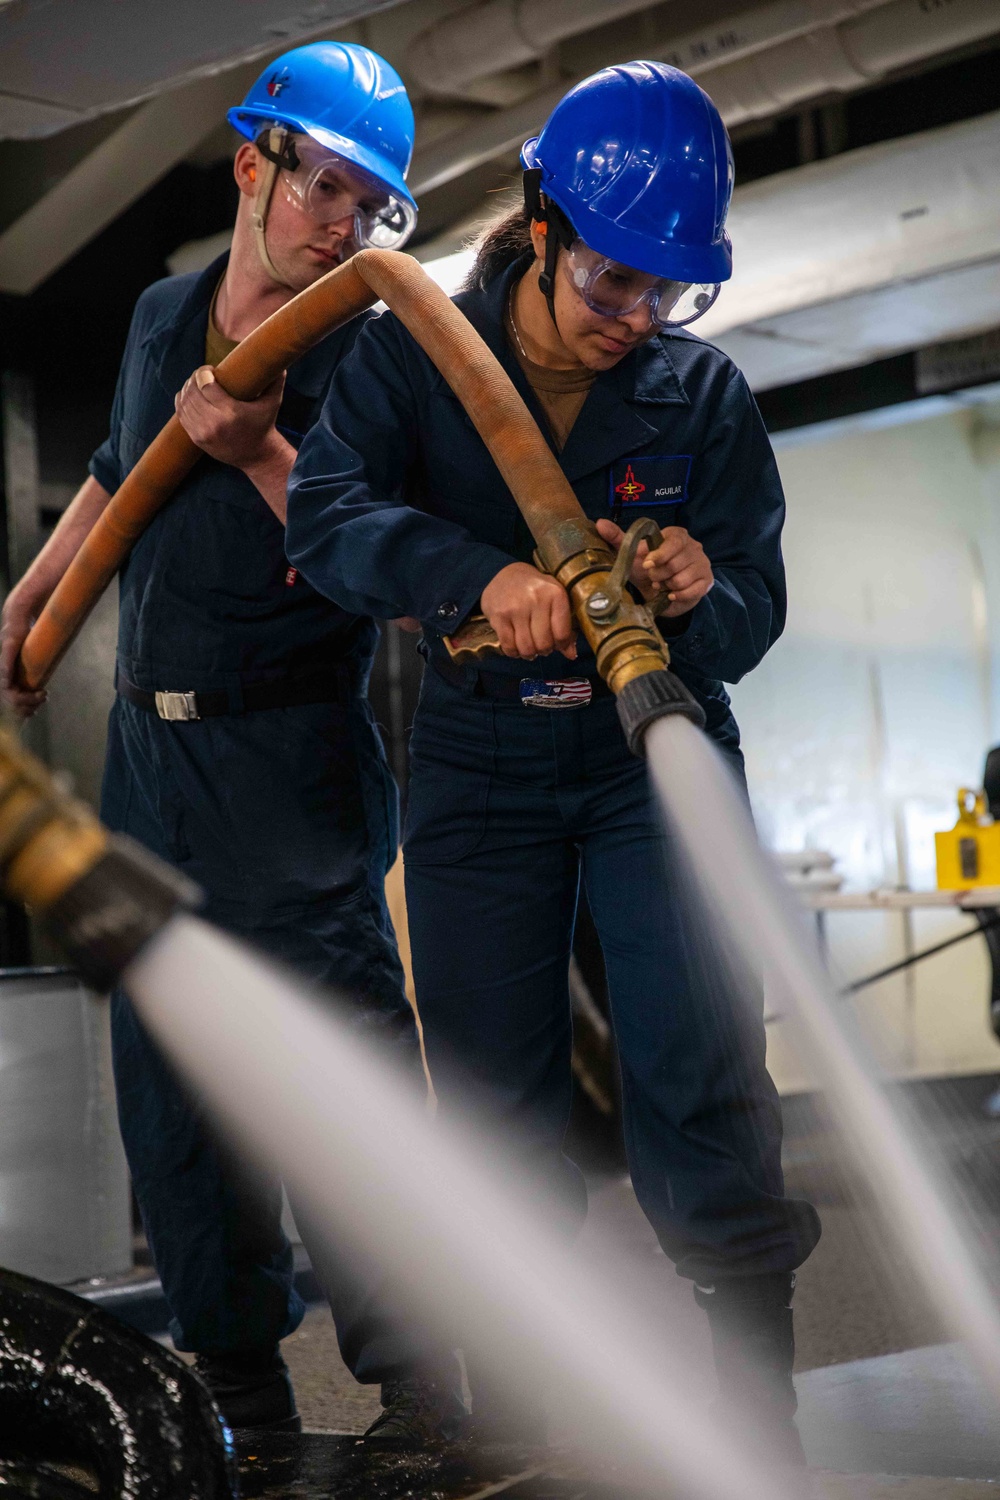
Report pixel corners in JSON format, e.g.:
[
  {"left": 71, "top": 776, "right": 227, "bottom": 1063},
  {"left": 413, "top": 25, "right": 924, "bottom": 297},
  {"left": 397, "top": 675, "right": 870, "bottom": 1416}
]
[{"left": 228, "top": 105, "right": 417, "bottom": 212}]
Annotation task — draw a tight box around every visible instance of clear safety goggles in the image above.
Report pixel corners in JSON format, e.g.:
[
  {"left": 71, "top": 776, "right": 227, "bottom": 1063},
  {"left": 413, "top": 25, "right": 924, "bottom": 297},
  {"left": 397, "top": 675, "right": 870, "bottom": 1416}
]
[
  {"left": 564, "top": 239, "right": 720, "bottom": 328},
  {"left": 264, "top": 132, "right": 416, "bottom": 250}
]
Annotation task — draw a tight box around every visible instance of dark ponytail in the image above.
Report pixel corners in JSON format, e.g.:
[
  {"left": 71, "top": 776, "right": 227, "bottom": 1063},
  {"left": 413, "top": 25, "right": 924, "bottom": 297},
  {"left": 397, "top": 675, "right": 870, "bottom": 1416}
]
[{"left": 464, "top": 203, "right": 535, "bottom": 292}]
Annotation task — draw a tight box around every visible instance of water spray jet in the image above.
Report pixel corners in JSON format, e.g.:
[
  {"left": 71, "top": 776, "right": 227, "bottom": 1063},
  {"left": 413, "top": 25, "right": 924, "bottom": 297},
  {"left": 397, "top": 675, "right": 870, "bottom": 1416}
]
[{"left": 646, "top": 714, "right": 1000, "bottom": 1414}]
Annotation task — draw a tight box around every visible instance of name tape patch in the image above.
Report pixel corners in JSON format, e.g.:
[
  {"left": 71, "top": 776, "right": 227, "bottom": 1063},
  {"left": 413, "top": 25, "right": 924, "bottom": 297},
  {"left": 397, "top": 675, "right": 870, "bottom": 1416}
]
[{"left": 609, "top": 454, "right": 692, "bottom": 511}]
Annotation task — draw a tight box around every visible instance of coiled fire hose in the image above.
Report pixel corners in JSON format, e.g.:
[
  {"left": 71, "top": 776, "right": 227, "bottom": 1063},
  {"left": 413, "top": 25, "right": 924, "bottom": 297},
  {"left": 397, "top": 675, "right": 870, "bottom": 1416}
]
[
  {"left": 0, "top": 1264, "right": 236, "bottom": 1498},
  {"left": 17, "top": 248, "right": 702, "bottom": 752}
]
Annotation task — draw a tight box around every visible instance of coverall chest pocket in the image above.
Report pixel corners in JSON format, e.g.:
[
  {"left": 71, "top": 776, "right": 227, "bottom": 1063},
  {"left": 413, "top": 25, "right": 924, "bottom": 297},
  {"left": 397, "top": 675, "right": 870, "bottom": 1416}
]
[{"left": 119, "top": 421, "right": 148, "bottom": 479}]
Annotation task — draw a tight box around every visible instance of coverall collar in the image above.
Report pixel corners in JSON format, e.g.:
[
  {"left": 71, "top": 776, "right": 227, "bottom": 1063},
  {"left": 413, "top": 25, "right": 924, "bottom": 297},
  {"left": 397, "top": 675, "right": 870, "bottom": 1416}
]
[
  {"left": 145, "top": 251, "right": 231, "bottom": 408},
  {"left": 457, "top": 257, "right": 691, "bottom": 484}
]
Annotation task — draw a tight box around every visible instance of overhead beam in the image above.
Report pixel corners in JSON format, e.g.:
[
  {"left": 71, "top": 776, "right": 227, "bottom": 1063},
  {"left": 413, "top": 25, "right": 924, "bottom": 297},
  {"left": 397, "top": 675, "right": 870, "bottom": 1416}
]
[{"left": 0, "top": 62, "right": 260, "bottom": 296}]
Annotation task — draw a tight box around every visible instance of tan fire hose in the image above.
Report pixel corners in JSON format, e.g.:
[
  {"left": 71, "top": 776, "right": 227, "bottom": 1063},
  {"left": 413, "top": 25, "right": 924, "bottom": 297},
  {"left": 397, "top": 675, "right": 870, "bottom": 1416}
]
[{"left": 18, "top": 249, "right": 701, "bottom": 744}]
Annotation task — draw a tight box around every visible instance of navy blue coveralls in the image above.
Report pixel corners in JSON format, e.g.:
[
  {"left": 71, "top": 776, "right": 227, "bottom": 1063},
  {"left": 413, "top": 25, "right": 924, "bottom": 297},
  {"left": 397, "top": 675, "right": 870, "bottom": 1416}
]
[
  {"left": 90, "top": 253, "right": 424, "bottom": 1375},
  {"left": 286, "top": 254, "right": 820, "bottom": 1285}
]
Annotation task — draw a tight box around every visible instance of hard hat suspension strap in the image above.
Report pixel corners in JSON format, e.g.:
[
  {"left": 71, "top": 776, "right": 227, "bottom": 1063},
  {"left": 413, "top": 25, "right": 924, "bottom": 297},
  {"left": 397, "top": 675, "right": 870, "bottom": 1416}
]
[{"left": 251, "top": 127, "right": 291, "bottom": 286}]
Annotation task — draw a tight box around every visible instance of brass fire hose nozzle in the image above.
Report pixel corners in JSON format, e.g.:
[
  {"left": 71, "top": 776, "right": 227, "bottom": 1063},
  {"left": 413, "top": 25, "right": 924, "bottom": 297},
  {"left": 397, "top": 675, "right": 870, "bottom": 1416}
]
[
  {"left": 445, "top": 513, "right": 706, "bottom": 751},
  {"left": 0, "top": 724, "right": 197, "bottom": 989},
  {"left": 533, "top": 517, "right": 670, "bottom": 695}
]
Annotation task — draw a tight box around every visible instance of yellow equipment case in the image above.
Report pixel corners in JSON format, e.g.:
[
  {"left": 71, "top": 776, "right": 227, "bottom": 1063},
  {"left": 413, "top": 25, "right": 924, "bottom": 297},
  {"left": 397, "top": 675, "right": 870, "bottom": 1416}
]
[{"left": 935, "top": 789, "right": 1000, "bottom": 889}]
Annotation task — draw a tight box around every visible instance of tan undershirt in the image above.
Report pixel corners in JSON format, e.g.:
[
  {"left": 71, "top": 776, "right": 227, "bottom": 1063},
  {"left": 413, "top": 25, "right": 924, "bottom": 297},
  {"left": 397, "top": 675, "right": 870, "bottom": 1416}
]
[
  {"left": 504, "top": 302, "right": 594, "bottom": 452},
  {"left": 205, "top": 277, "right": 239, "bottom": 366}
]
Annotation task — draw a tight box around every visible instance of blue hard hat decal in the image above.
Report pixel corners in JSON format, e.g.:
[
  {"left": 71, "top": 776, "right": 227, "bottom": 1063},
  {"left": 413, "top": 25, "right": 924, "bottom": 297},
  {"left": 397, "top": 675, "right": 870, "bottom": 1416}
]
[{"left": 266, "top": 68, "right": 291, "bottom": 98}]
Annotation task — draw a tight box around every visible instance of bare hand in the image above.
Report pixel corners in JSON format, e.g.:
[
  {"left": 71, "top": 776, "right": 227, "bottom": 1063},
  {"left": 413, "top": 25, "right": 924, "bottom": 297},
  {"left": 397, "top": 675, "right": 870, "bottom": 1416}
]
[
  {"left": 0, "top": 596, "right": 47, "bottom": 718},
  {"left": 392, "top": 617, "right": 422, "bottom": 633},
  {"left": 480, "top": 563, "right": 577, "bottom": 660},
  {"left": 175, "top": 366, "right": 286, "bottom": 472},
  {"left": 595, "top": 518, "right": 713, "bottom": 617}
]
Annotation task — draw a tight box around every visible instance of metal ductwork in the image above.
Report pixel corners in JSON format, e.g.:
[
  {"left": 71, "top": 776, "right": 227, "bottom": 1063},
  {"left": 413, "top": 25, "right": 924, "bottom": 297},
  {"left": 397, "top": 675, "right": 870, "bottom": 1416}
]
[
  {"left": 706, "top": 0, "right": 1000, "bottom": 127},
  {"left": 408, "top": 0, "right": 892, "bottom": 97},
  {"left": 407, "top": 0, "right": 661, "bottom": 95},
  {"left": 408, "top": 0, "right": 1000, "bottom": 195}
]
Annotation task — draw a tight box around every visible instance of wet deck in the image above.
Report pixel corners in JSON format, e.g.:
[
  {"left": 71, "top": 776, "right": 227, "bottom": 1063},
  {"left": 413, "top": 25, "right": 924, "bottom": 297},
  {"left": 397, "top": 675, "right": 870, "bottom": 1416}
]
[{"left": 233, "top": 1433, "right": 1000, "bottom": 1500}]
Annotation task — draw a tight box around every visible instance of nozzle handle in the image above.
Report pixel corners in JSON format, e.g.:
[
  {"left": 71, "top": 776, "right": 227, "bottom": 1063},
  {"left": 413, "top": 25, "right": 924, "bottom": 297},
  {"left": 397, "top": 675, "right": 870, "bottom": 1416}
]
[
  {"left": 606, "top": 517, "right": 672, "bottom": 618},
  {"left": 443, "top": 612, "right": 505, "bottom": 664}
]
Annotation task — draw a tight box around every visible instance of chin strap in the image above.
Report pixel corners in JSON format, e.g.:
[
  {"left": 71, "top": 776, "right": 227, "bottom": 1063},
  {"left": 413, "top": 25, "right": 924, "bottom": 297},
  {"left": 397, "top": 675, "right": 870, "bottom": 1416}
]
[
  {"left": 522, "top": 168, "right": 574, "bottom": 332},
  {"left": 251, "top": 127, "right": 293, "bottom": 286}
]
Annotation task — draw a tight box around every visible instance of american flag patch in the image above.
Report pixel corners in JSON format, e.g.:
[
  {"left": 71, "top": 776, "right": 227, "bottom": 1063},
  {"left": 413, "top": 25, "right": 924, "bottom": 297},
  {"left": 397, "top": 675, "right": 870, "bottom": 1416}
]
[{"left": 519, "top": 678, "right": 593, "bottom": 709}]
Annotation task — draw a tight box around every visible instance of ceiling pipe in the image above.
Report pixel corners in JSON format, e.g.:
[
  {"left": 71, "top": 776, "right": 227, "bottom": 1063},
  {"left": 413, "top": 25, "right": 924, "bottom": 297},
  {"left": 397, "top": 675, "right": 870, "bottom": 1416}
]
[
  {"left": 707, "top": 0, "right": 1000, "bottom": 126},
  {"left": 407, "top": 0, "right": 664, "bottom": 95},
  {"left": 407, "top": 0, "right": 892, "bottom": 97},
  {"left": 408, "top": 0, "right": 1000, "bottom": 195}
]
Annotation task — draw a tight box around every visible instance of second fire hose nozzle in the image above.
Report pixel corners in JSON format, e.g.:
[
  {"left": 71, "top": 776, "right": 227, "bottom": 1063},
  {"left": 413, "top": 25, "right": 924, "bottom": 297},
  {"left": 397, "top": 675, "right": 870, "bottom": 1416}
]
[
  {"left": 45, "top": 837, "right": 201, "bottom": 992},
  {"left": 0, "top": 724, "right": 199, "bottom": 990}
]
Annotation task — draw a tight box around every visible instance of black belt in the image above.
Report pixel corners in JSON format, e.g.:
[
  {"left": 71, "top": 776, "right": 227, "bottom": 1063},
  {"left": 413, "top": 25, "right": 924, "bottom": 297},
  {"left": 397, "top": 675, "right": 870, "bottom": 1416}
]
[
  {"left": 431, "top": 656, "right": 611, "bottom": 703},
  {"left": 117, "top": 668, "right": 346, "bottom": 721}
]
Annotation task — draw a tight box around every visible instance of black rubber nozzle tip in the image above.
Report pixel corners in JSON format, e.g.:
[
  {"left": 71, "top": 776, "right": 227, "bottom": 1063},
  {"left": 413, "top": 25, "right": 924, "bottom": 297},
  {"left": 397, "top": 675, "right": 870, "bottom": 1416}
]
[
  {"left": 616, "top": 669, "right": 705, "bottom": 757},
  {"left": 43, "top": 834, "right": 201, "bottom": 992}
]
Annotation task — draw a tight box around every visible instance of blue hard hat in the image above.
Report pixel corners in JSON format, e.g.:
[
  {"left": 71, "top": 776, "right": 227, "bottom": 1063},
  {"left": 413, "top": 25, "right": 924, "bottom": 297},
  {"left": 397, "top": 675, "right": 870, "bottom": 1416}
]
[
  {"left": 522, "top": 61, "right": 733, "bottom": 284},
  {"left": 228, "top": 41, "right": 416, "bottom": 213}
]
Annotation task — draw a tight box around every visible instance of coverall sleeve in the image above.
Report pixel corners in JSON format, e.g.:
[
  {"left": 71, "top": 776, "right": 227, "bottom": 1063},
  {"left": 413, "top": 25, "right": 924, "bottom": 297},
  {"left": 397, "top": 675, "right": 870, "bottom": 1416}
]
[
  {"left": 287, "top": 316, "right": 515, "bottom": 624},
  {"left": 88, "top": 319, "right": 137, "bottom": 495},
  {"left": 669, "top": 367, "right": 786, "bottom": 685}
]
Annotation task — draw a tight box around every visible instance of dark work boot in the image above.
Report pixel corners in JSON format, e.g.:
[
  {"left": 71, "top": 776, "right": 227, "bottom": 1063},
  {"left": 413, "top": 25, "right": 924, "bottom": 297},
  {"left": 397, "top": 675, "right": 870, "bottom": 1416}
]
[
  {"left": 193, "top": 1348, "right": 300, "bottom": 1436},
  {"left": 693, "top": 1272, "right": 806, "bottom": 1468},
  {"left": 363, "top": 1370, "right": 467, "bottom": 1450}
]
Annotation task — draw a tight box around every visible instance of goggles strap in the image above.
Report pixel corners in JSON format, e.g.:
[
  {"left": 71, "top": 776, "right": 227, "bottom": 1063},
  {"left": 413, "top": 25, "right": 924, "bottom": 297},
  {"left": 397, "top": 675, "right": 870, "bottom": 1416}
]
[
  {"left": 255, "top": 132, "right": 300, "bottom": 172},
  {"left": 251, "top": 127, "right": 289, "bottom": 286}
]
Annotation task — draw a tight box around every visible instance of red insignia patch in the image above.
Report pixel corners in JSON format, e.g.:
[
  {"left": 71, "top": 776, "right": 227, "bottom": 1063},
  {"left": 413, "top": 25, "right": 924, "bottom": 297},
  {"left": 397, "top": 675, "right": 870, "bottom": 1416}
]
[
  {"left": 285, "top": 567, "right": 298, "bottom": 587},
  {"left": 614, "top": 463, "right": 646, "bottom": 504}
]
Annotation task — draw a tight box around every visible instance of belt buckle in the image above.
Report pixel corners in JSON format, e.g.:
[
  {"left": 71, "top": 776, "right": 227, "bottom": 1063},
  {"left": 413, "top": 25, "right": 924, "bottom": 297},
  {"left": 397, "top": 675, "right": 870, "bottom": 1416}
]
[
  {"left": 154, "top": 690, "right": 200, "bottom": 722},
  {"left": 519, "top": 678, "right": 593, "bottom": 709}
]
